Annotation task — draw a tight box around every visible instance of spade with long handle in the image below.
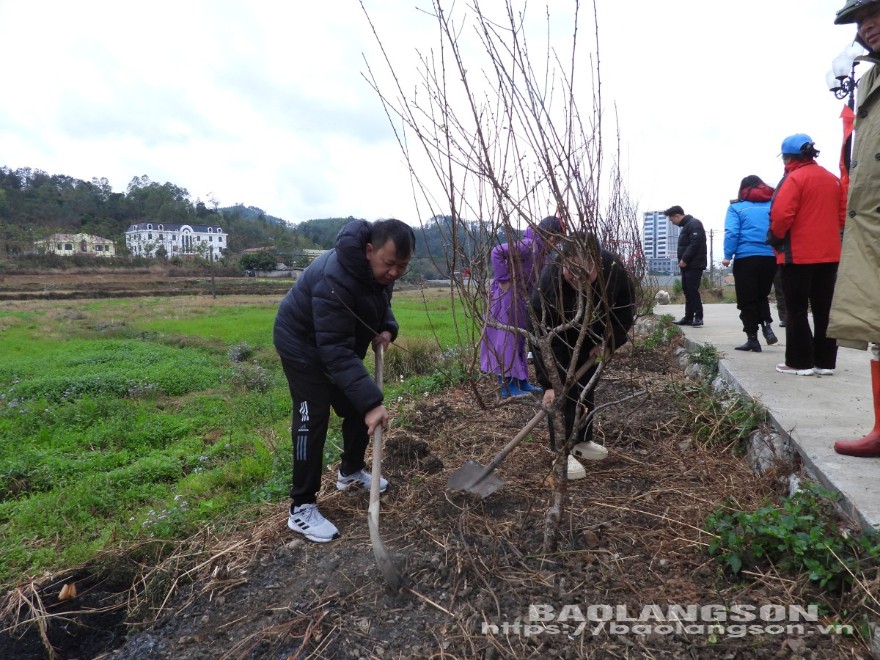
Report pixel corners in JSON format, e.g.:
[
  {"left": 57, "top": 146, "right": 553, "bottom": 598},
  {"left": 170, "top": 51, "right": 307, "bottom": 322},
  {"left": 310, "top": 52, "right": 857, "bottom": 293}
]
[{"left": 368, "top": 344, "right": 403, "bottom": 591}]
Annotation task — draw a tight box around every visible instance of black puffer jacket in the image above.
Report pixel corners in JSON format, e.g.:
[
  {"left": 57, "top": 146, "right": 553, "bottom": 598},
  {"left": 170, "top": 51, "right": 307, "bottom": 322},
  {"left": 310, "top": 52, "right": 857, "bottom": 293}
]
[
  {"left": 528, "top": 249, "right": 636, "bottom": 387},
  {"left": 273, "top": 220, "right": 399, "bottom": 413},
  {"left": 676, "top": 215, "right": 708, "bottom": 270}
]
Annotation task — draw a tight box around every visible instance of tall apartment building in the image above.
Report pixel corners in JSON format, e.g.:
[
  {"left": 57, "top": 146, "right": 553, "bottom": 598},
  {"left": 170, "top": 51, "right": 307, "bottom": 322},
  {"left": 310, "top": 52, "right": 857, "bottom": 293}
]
[{"left": 641, "top": 210, "right": 680, "bottom": 275}]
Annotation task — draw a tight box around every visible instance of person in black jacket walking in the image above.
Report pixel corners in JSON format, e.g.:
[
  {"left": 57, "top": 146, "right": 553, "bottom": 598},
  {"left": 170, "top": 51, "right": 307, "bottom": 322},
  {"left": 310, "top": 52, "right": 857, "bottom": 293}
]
[
  {"left": 665, "top": 205, "right": 708, "bottom": 327},
  {"left": 528, "top": 233, "right": 636, "bottom": 476},
  {"left": 273, "top": 218, "right": 416, "bottom": 542}
]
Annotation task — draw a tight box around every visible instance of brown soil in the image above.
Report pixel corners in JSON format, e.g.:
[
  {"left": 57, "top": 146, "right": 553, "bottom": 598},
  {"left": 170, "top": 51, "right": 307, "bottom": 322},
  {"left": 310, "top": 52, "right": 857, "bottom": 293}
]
[
  {"left": 0, "top": 271, "right": 293, "bottom": 300},
  {"left": 1, "top": 333, "right": 873, "bottom": 659}
]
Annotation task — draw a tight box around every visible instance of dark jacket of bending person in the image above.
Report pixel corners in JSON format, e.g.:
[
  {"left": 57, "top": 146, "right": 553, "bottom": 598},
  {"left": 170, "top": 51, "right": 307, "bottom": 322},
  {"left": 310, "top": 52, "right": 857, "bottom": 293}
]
[{"left": 527, "top": 235, "right": 636, "bottom": 472}]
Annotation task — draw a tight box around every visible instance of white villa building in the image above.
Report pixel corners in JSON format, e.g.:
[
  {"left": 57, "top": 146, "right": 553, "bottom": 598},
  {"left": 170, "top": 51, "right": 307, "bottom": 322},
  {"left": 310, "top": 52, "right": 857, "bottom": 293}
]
[
  {"left": 35, "top": 233, "right": 116, "bottom": 257},
  {"left": 125, "top": 222, "right": 227, "bottom": 261}
]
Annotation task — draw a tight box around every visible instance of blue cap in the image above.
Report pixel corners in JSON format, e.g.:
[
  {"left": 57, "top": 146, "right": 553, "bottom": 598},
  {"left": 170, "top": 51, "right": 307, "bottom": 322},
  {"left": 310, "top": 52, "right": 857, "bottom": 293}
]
[{"left": 780, "top": 133, "right": 814, "bottom": 155}]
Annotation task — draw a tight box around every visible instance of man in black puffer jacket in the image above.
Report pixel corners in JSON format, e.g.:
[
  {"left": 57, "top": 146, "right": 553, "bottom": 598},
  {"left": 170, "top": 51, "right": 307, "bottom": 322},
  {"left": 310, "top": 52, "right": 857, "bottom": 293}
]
[
  {"left": 665, "top": 205, "right": 708, "bottom": 327},
  {"left": 274, "top": 218, "right": 416, "bottom": 542}
]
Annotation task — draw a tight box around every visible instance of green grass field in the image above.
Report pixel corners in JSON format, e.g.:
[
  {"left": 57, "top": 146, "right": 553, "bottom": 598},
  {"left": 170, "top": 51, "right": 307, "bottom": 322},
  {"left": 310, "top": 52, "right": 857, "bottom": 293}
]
[{"left": 0, "top": 289, "right": 472, "bottom": 588}]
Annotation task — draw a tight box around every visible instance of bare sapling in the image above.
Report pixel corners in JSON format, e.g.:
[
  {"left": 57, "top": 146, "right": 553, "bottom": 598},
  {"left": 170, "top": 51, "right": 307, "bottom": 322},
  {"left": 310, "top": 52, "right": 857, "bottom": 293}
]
[{"left": 361, "top": 0, "right": 647, "bottom": 551}]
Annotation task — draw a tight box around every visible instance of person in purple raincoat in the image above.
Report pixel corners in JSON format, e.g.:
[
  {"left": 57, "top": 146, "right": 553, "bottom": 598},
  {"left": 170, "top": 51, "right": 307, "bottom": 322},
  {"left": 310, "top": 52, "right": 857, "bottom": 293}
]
[{"left": 480, "top": 215, "right": 563, "bottom": 397}]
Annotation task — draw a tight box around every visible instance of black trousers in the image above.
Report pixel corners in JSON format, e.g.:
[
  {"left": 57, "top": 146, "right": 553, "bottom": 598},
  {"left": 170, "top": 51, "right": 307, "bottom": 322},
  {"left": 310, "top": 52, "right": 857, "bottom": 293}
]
[
  {"left": 547, "top": 362, "right": 598, "bottom": 449},
  {"left": 779, "top": 262, "right": 839, "bottom": 370},
  {"left": 732, "top": 256, "right": 777, "bottom": 334},
  {"left": 681, "top": 268, "right": 704, "bottom": 321},
  {"left": 773, "top": 268, "right": 787, "bottom": 324},
  {"left": 281, "top": 359, "right": 370, "bottom": 506}
]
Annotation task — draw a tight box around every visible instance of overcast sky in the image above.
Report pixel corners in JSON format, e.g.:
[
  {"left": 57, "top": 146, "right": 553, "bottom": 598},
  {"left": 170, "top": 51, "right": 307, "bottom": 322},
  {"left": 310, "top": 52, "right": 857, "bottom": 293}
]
[{"left": 0, "top": 1, "right": 864, "bottom": 242}]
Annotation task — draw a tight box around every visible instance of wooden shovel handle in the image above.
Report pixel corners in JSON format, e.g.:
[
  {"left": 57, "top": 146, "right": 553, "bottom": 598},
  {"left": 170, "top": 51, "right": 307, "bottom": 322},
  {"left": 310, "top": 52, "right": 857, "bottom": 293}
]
[
  {"left": 482, "top": 354, "right": 598, "bottom": 474},
  {"left": 369, "top": 344, "right": 385, "bottom": 506},
  {"left": 375, "top": 343, "right": 384, "bottom": 391},
  {"left": 481, "top": 408, "right": 548, "bottom": 474}
]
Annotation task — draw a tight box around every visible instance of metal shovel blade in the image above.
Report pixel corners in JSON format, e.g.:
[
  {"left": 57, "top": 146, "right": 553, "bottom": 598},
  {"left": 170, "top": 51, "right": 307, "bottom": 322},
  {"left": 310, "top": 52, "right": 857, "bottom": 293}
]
[{"left": 446, "top": 459, "right": 505, "bottom": 498}]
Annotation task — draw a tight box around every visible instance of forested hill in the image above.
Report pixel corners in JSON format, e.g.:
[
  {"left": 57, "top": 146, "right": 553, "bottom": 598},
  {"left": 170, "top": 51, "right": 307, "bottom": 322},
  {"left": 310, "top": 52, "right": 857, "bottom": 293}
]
[
  {"left": 297, "top": 215, "right": 494, "bottom": 279},
  {"left": 0, "top": 167, "right": 321, "bottom": 256},
  {"left": 0, "top": 166, "right": 502, "bottom": 277}
]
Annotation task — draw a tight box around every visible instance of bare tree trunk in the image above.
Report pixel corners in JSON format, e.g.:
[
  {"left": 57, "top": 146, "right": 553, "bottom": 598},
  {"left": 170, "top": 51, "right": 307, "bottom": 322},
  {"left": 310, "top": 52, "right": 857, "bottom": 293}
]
[{"left": 544, "top": 406, "right": 568, "bottom": 553}]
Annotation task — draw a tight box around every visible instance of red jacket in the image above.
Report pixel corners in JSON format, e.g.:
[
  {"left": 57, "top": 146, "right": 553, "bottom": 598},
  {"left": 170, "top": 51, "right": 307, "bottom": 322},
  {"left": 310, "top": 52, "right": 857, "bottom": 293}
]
[{"left": 769, "top": 159, "right": 845, "bottom": 265}]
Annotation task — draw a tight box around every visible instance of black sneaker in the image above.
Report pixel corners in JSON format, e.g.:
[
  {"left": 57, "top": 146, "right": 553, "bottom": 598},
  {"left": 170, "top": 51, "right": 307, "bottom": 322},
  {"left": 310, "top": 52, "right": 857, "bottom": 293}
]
[
  {"left": 691, "top": 319, "right": 704, "bottom": 327},
  {"left": 674, "top": 317, "right": 692, "bottom": 326}
]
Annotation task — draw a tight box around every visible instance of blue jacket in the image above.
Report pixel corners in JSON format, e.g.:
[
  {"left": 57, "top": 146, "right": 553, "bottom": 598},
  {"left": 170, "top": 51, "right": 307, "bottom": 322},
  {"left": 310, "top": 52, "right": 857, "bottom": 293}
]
[
  {"left": 723, "top": 200, "right": 775, "bottom": 260},
  {"left": 273, "top": 220, "right": 399, "bottom": 414}
]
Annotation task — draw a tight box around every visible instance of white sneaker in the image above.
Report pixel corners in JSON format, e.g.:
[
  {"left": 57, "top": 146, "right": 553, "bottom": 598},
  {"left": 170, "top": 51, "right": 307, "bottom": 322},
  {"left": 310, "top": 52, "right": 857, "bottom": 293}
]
[
  {"left": 566, "top": 454, "right": 587, "bottom": 480},
  {"left": 288, "top": 504, "right": 340, "bottom": 543},
  {"left": 814, "top": 368, "right": 835, "bottom": 376},
  {"left": 336, "top": 468, "right": 388, "bottom": 493},
  {"left": 776, "top": 364, "right": 815, "bottom": 376},
  {"left": 571, "top": 441, "right": 609, "bottom": 461}
]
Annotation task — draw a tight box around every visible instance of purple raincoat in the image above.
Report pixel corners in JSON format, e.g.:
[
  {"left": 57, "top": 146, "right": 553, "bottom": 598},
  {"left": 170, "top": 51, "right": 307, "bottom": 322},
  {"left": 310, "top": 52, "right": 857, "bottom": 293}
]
[{"left": 480, "top": 227, "right": 550, "bottom": 378}]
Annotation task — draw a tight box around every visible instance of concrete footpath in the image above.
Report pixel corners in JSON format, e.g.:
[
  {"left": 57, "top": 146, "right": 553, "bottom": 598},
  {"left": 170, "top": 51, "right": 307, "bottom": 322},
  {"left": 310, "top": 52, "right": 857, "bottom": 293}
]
[{"left": 659, "top": 303, "right": 878, "bottom": 533}]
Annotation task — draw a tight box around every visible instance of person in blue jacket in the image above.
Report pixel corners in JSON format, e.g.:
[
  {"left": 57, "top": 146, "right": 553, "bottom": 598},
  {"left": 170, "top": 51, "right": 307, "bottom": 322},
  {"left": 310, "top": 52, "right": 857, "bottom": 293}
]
[
  {"left": 721, "top": 175, "right": 779, "bottom": 352},
  {"left": 273, "top": 218, "right": 416, "bottom": 543}
]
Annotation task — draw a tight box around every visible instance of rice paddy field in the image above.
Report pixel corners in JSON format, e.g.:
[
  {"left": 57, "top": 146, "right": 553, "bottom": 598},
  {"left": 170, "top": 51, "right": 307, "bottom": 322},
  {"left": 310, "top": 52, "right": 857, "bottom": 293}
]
[{"left": 0, "top": 287, "right": 469, "bottom": 589}]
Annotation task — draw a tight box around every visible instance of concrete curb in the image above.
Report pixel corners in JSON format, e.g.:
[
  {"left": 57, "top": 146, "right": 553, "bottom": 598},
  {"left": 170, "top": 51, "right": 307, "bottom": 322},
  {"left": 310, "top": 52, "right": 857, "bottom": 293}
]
[{"left": 659, "top": 303, "right": 879, "bottom": 534}]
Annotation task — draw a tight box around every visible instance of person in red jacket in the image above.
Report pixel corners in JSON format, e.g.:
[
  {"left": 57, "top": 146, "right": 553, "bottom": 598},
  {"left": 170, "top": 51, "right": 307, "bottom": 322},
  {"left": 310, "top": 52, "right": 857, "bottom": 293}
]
[{"left": 768, "top": 134, "right": 846, "bottom": 376}]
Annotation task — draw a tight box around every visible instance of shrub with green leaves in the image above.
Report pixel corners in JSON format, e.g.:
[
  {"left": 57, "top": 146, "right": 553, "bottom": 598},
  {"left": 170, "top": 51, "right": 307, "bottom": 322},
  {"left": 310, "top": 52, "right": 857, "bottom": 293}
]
[
  {"left": 687, "top": 343, "right": 721, "bottom": 377},
  {"left": 704, "top": 482, "right": 880, "bottom": 591},
  {"left": 641, "top": 314, "right": 681, "bottom": 349}
]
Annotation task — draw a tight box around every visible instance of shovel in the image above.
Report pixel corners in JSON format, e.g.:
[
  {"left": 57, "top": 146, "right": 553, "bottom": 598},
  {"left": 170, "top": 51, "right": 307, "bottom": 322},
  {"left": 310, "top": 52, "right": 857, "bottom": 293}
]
[
  {"left": 447, "top": 407, "right": 549, "bottom": 498},
  {"left": 447, "top": 355, "right": 598, "bottom": 498},
  {"left": 368, "top": 344, "right": 403, "bottom": 591}
]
